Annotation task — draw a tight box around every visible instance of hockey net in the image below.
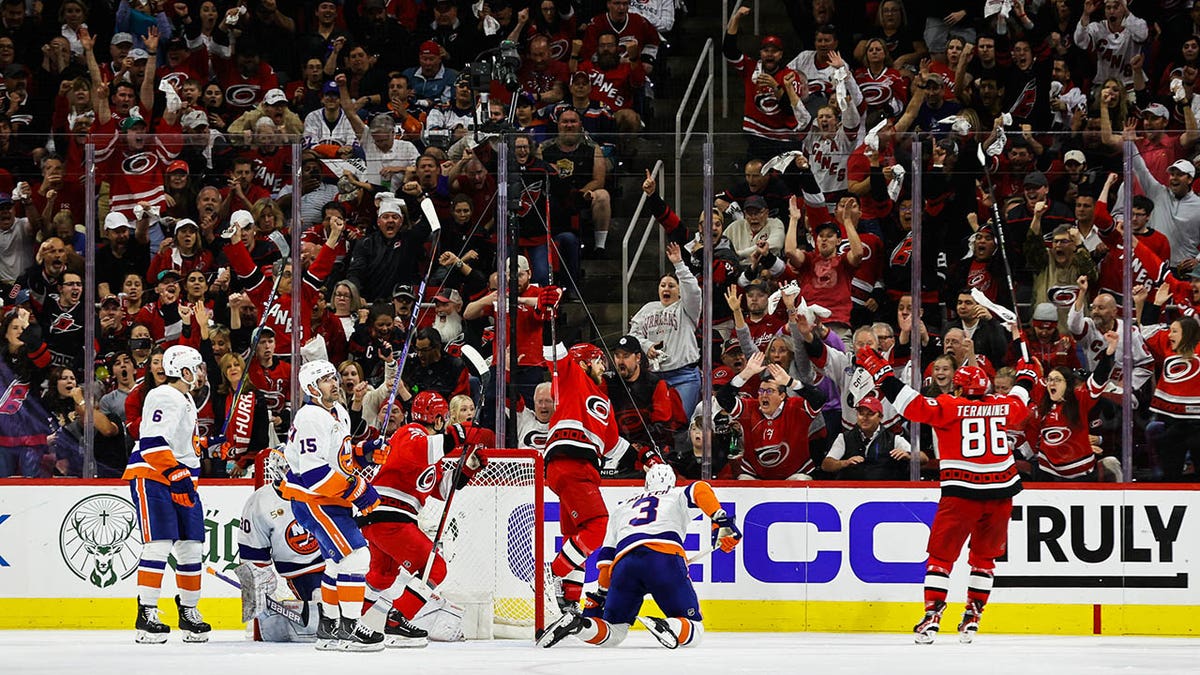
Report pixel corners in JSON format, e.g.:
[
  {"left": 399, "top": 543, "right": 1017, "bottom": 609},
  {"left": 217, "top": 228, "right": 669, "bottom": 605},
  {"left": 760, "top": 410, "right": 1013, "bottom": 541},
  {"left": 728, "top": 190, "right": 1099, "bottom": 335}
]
[
  {"left": 416, "top": 449, "right": 554, "bottom": 639},
  {"left": 255, "top": 447, "right": 554, "bottom": 640}
]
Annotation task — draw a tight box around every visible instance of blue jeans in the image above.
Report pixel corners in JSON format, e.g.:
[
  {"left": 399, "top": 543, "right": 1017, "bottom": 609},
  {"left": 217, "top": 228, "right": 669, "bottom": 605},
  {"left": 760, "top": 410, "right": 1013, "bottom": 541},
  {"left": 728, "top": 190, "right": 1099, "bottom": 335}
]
[
  {"left": 659, "top": 366, "right": 701, "bottom": 419},
  {"left": 527, "top": 232, "right": 581, "bottom": 288}
]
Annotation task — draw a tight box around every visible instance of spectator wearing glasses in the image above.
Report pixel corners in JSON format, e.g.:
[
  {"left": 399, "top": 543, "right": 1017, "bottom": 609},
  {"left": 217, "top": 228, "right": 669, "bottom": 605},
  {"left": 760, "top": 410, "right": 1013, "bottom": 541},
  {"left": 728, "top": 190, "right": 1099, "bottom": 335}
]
[
  {"left": 1025, "top": 201, "right": 1095, "bottom": 330},
  {"left": 398, "top": 327, "right": 469, "bottom": 403}
]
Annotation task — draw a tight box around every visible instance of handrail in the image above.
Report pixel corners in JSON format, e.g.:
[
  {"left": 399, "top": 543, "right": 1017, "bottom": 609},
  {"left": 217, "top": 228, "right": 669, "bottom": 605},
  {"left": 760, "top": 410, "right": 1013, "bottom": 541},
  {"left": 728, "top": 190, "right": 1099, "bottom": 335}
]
[
  {"left": 622, "top": 159, "right": 665, "bottom": 329},
  {"left": 674, "top": 37, "right": 715, "bottom": 212}
]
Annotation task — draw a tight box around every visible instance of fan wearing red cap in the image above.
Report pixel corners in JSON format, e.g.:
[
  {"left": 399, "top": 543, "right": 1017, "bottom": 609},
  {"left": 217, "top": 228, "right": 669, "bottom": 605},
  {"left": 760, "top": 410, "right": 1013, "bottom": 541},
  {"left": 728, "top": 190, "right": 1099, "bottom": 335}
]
[
  {"left": 856, "top": 327, "right": 1039, "bottom": 645},
  {"left": 723, "top": 6, "right": 808, "bottom": 158},
  {"left": 821, "top": 394, "right": 923, "bottom": 480},
  {"left": 401, "top": 39, "right": 457, "bottom": 107}
]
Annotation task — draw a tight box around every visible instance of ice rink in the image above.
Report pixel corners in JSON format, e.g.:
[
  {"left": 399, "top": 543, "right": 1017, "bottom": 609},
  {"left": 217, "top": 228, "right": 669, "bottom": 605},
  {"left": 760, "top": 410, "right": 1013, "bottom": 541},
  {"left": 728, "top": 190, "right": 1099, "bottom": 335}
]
[{"left": 2, "top": 630, "right": 1196, "bottom": 674}]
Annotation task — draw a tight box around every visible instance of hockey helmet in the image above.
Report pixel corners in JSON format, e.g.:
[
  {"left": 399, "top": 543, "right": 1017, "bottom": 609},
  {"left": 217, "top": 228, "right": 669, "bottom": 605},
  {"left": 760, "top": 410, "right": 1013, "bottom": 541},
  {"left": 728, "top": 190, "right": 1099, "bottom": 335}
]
[
  {"left": 162, "top": 345, "right": 204, "bottom": 389},
  {"left": 568, "top": 342, "right": 605, "bottom": 366},
  {"left": 953, "top": 365, "right": 991, "bottom": 397},
  {"left": 260, "top": 447, "right": 290, "bottom": 484},
  {"left": 298, "top": 359, "right": 339, "bottom": 396},
  {"left": 410, "top": 390, "right": 449, "bottom": 425},
  {"left": 644, "top": 463, "right": 676, "bottom": 493}
]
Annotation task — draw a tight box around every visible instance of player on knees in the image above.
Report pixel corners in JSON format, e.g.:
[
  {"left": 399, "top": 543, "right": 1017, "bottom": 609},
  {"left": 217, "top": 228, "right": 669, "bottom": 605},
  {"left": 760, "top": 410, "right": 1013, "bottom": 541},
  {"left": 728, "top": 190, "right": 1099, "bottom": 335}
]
[
  {"left": 236, "top": 448, "right": 325, "bottom": 642},
  {"left": 123, "top": 345, "right": 214, "bottom": 644},
  {"left": 279, "top": 360, "right": 385, "bottom": 651},
  {"left": 541, "top": 464, "right": 741, "bottom": 649},
  {"left": 537, "top": 342, "right": 664, "bottom": 645},
  {"left": 857, "top": 322, "right": 1034, "bottom": 645},
  {"left": 356, "top": 390, "right": 488, "bottom": 646}
]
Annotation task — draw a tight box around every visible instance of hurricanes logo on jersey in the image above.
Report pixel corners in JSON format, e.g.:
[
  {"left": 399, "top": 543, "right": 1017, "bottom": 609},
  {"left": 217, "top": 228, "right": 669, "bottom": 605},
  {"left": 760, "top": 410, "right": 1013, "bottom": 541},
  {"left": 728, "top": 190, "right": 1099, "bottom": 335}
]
[
  {"left": 1162, "top": 356, "right": 1200, "bottom": 383},
  {"left": 753, "top": 88, "right": 781, "bottom": 115},
  {"left": 755, "top": 442, "right": 788, "bottom": 467},
  {"left": 284, "top": 520, "right": 320, "bottom": 556},
  {"left": 122, "top": 152, "right": 160, "bottom": 176},
  {"left": 584, "top": 395, "right": 610, "bottom": 424},
  {"left": 225, "top": 84, "right": 263, "bottom": 107},
  {"left": 1040, "top": 426, "right": 1071, "bottom": 447},
  {"left": 416, "top": 464, "right": 439, "bottom": 494},
  {"left": 857, "top": 81, "right": 893, "bottom": 108}
]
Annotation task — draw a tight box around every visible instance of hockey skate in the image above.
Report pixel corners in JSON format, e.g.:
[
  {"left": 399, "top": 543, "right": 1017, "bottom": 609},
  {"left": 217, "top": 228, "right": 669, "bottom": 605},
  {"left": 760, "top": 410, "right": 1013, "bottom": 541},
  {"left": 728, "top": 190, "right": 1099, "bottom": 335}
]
[
  {"left": 338, "top": 616, "right": 386, "bottom": 652},
  {"left": 384, "top": 609, "right": 429, "bottom": 649},
  {"left": 913, "top": 601, "right": 946, "bottom": 645},
  {"left": 135, "top": 602, "right": 170, "bottom": 644},
  {"left": 957, "top": 601, "right": 983, "bottom": 644},
  {"left": 175, "top": 595, "right": 211, "bottom": 643},
  {"left": 637, "top": 616, "right": 680, "bottom": 649},
  {"left": 314, "top": 606, "right": 341, "bottom": 651},
  {"left": 537, "top": 603, "right": 587, "bottom": 648}
]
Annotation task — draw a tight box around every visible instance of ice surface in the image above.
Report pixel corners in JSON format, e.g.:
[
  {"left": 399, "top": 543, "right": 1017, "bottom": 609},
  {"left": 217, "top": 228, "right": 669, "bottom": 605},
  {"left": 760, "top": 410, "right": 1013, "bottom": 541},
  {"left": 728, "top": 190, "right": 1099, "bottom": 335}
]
[{"left": 2, "top": 631, "right": 1196, "bottom": 675}]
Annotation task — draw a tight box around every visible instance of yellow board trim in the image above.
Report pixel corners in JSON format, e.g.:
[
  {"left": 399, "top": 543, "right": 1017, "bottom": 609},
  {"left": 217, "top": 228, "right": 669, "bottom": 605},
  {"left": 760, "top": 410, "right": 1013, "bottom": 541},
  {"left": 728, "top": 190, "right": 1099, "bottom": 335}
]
[{"left": 3, "top": 598, "right": 1198, "bottom": 636}]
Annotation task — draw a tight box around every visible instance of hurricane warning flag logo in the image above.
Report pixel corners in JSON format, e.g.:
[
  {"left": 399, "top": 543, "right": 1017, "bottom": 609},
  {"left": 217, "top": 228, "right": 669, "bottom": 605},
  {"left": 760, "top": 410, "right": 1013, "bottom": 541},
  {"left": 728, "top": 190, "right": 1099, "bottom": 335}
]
[{"left": 59, "top": 495, "right": 142, "bottom": 588}]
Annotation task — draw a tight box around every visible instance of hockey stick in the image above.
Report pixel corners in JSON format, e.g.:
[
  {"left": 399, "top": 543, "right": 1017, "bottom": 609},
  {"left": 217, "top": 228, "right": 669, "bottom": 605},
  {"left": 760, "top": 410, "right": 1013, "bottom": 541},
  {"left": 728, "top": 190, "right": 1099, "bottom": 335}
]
[
  {"left": 379, "top": 197, "right": 443, "bottom": 434},
  {"left": 205, "top": 565, "right": 307, "bottom": 626},
  {"left": 687, "top": 547, "right": 716, "bottom": 564},
  {"left": 421, "top": 446, "right": 480, "bottom": 580},
  {"left": 544, "top": 195, "right": 560, "bottom": 405},
  {"left": 975, "top": 142, "right": 1030, "bottom": 361}
]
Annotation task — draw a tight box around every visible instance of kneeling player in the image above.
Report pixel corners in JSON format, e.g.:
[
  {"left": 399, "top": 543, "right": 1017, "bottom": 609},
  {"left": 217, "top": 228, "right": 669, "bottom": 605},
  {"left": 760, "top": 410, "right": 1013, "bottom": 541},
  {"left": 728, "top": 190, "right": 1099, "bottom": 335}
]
[
  {"left": 539, "top": 464, "right": 741, "bottom": 648},
  {"left": 237, "top": 448, "right": 324, "bottom": 642},
  {"left": 356, "top": 391, "right": 486, "bottom": 645}
]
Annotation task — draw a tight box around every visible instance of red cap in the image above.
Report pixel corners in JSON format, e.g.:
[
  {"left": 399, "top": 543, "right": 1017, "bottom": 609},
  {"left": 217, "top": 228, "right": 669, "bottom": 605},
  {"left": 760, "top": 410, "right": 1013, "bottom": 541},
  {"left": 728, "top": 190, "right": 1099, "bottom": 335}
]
[
  {"left": 856, "top": 396, "right": 883, "bottom": 414},
  {"left": 166, "top": 160, "right": 189, "bottom": 174},
  {"left": 760, "top": 35, "right": 784, "bottom": 51},
  {"left": 419, "top": 40, "right": 441, "bottom": 57}
]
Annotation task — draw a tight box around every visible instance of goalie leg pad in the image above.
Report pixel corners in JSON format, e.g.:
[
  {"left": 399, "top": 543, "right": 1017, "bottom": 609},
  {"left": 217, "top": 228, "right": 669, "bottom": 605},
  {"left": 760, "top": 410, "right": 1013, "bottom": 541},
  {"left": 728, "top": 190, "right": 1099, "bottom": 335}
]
[{"left": 411, "top": 593, "right": 465, "bottom": 642}]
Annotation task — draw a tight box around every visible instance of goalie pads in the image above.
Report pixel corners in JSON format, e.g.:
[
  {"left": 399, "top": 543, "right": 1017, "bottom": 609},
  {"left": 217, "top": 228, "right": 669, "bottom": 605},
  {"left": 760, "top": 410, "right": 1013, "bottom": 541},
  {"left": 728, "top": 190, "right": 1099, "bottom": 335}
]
[
  {"left": 411, "top": 593, "right": 466, "bottom": 642},
  {"left": 234, "top": 562, "right": 277, "bottom": 622}
]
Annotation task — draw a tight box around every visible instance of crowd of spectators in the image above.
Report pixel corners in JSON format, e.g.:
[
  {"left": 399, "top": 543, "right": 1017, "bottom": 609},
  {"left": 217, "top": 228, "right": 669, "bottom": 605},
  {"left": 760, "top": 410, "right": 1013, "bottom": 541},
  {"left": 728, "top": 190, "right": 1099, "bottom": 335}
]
[{"left": 1, "top": 1, "right": 1198, "bottom": 483}]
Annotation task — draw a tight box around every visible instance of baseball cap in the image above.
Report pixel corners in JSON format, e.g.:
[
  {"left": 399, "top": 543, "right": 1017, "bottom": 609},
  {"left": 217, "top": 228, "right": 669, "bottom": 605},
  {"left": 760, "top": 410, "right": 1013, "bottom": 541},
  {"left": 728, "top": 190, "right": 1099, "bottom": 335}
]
[
  {"left": 0, "top": 192, "right": 11, "bottom": 206},
  {"left": 111, "top": 32, "right": 134, "bottom": 46},
  {"left": 515, "top": 93, "right": 536, "bottom": 108},
  {"left": 129, "top": 48, "right": 150, "bottom": 61},
  {"left": 1169, "top": 159, "right": 1196, "bottom": 177},
  {"left": 1023, "top": 171, "right": 1048, "bottom": 187},
  {"left": 156, "top": 269, "right": 182, "bottom": 283},
  {"left": 813, "top": 220, "right": 840, "bottom": 235},
  {"left": 3, "top": 64, "right": 28, "bottom": 79},
  {"left": 1063, "top": 150, "right": 1086, "bottom": 165},
  {"left": 393, "top": 284, "right": 416, "bottom": 300},
  {"left": 363, "top": 0, "right": 386, "bottom": 8},
  {"left": 856, "top": 395, "right": 884, "bottom": 414},
  {"left": 230, "top": 209, "right": 254, "bottom": 228},
  {"left": 322, "top": 81, "right": 339, "bottom": 96},
  {"left": 722, "top": 336, "right": 743, "bottom": 355},
  {"left": 1144, "top": 103, "right": 1170, "bottom": 119},
  {"left": 744, "top": 279, "right": 771, "bottom": 295},
  {"left": 517, "top": 255, "right": 530, "bottom": 273},
  {"left": 1189, "top": 267, "right": 1200, "bottom": 281},
  {"left": 263, "top": 88, "right": 288, "bottom": 105},
  {"left": 180, "top": 109, "right": 208, "bottom": 130},
  {"left": 613, "top": 335, "right": 643, "bottom": 355},
  {"left": 1031, "top": 302, "right": 1058, "bottom": 323},
  {"left": 173, "top": 217, "right": 199, "bottom": 233},
  {"left": 254, "top": 325, "right": 276, "bottom": 340},
  {"left": 434, "top": 289, "right": 462, "bottom": 304},
  {"left": 100, "top": 294, "right": 121, "bottom": 307},
  {"left": 119, "top": 115, "right": 147, "bottom": 131},
  {"left": 742, "top": 195, "right": 768, "bottom": 211},
  {"left": 166, "top": 37, "right": 188, "bottom": 52},
  {"left": 166, "top": 159, "right": 189, "bottom": 174},
  {"left": 570, "top": 70, "right": 590, "bottom": 84},
  {"left": 419, "top": 40, "right": 441, "bottom": 57},
  {"left": 104, "top": 212, "right": 131, "bottom": 229},
  {"left": 760, "top": 35, "right": 784, "bottom": 51}
]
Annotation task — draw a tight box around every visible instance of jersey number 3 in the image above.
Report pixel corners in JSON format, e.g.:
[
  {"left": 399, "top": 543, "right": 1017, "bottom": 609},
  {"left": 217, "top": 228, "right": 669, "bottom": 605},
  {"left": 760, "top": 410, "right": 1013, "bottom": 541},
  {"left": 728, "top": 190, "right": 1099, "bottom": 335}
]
[
  {"left": 961, "top": 417, "right": 1007, "bottom": 458},
  {"left": 629, "top": 496, "right": 660, "bottom": 526}
]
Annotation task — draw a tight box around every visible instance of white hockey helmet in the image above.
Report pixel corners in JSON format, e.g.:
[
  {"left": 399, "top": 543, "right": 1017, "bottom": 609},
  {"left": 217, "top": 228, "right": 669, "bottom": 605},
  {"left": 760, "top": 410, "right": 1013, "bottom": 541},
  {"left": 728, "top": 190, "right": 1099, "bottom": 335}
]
[
  {"left": 298, "top": 359, "right": 338, "bottom": 397},
  {"left": 644, "top": 463, "right": 676, "bottom": 492},
  {"left": 260, "top": 446, "right": 290, "bottom": 485},
  {"left": 162, "top": 345, "right": 204, "bottom": 389}
]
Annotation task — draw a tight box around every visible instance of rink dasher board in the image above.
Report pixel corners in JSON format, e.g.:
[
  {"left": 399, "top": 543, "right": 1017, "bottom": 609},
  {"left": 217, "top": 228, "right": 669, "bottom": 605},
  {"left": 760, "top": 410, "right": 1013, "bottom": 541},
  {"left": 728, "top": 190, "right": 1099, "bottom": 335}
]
[{"left": 0, "top": 480, "right": 1196, "bottom": 636}]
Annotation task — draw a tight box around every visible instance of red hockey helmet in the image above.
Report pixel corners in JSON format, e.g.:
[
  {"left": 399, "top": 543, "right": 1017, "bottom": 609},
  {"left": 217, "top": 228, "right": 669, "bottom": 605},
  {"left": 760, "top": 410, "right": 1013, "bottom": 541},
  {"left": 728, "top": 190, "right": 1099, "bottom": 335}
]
[
  {"left": 953, "top": 365, "right": 991, "bottom": 396},
  {"left": 410, "top": 391, "right": 449, "bottom": 425},
  {"left": 568, "top": 342, "right": 605, "bottom": 365}
]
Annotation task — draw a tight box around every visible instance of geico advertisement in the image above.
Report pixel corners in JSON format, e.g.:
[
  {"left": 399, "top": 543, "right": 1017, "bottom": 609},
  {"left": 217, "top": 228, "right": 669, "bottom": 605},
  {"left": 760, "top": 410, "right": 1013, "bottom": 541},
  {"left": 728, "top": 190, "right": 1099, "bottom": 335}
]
[{"left": 0, "top": 484, "right": 1195, "bottom": 605}]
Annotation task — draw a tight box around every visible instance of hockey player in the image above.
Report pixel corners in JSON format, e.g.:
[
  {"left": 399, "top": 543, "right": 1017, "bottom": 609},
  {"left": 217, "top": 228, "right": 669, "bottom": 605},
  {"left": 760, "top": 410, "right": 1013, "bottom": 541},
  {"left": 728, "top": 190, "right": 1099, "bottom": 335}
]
[
  {"left": 356, "top": 390, "right": 485, "bottom": 646},
  {"left": 237, "top": 448, "right": 324, "bottom": 642},
  {"left": 540, "top": 464, "right": 741, "bottom": 649},
  {"left": 536, "top": 342, "right": 660, "bottom": 644},
  {"left": 856, "top": 326, "right": 1035, "bottom": 645},
  {"left": 122, "top": 344, "right": 212, "bottom": 644},
  {"left": 280, "top": 359, "right": 385, "bottom": 651}
]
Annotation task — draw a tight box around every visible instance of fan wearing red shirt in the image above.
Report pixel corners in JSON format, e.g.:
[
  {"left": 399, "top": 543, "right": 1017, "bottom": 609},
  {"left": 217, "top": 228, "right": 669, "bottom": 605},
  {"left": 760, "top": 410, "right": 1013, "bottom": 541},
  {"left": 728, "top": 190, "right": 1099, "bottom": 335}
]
[
  {"left": 574, "top": 30, "right": 645, "bottom": 133},
  {"left": 845, "top": 111, "right": 898, "bottom": 236},
  {"left": 786, "top": 197, "right": 864, "bottom": 333}
]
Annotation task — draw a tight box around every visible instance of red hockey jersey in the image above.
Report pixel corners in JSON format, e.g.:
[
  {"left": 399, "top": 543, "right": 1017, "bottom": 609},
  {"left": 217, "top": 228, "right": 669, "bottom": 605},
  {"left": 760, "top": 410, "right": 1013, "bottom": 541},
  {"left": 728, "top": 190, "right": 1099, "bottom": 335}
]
[
  {"left": 1031, "top": 382, "right": 1101, "bottom": 479},
  {"left": 545, "top": 353, "right": 629, "bottom": 467},
  {"left": 727, "top": 393, "right": 821, "bottom": 480},
  {"left": 368, "top": 422, "right": 454, "bottom": 522}
]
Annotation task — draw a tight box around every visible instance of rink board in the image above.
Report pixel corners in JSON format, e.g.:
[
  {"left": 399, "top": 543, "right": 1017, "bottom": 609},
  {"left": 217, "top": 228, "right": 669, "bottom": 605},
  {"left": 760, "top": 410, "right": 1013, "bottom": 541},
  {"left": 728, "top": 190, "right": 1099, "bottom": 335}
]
[{"left": 0, "top": 481, "right": 1196, "bottom": 635}]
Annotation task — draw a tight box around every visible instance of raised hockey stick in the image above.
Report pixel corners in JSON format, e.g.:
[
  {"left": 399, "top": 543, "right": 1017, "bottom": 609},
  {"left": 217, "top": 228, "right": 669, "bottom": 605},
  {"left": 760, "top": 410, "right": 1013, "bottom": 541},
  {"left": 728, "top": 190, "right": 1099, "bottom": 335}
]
[
  {"left": 976, "top": 142, "right": 1030, "bottom": 361},
  {"left": 205, "top": 565, "right": 307, "bottom": 626},
  {"left": 379, "top": 198, "right": 443, "bottom": 434}
]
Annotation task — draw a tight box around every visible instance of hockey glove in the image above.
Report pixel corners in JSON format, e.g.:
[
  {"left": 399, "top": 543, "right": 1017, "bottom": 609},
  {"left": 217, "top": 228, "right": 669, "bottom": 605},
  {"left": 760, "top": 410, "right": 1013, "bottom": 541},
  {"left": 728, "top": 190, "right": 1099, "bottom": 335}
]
[
  {"left": 455, "top": 450, "right": 488, "bottom": 490},
  {"left": 1014, "top": 358, "right": 1040, "bottom": 383},
  {"left": 636, "top": 444, "right": 665, "bottom": 469},
  {"left": 341, "top": 475, "right": 381, "bottom": 515},
  {"left": 855, "top": 347, "right": 894, "bottom": 385},
  {"left": 163, "top": 464, "right": 197, "bottom": 508},
  {"left": 361, "top": 436, "right": 387, "bottom": 465},
  {"left": 710, "top": 509, "right": 742, "bottom": 553},
  {"left": 582, "top": 588, "right": 608, "bottom": 619},
  {"left": 537, "top": 286, "right": 563, "bottom": 312}
]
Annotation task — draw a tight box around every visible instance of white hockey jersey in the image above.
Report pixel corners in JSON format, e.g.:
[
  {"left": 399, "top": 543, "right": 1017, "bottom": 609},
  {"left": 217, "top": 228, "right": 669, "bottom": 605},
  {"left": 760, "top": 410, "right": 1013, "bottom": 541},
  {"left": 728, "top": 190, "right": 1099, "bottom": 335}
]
[
  {"left": 123, "top": 384, "right": 200, "bottom": 483},
  {"left": 515, "top": 407, "right": 550, "bottom": 453},
  {"left": 595, "top": 481, "right": 723, "bottom": 574},
  {"left": 238, "top": 484, "right": 324, "bottom": 578},
  {"left": 280, "top": 402, "right": 357, "bottom": 507}
]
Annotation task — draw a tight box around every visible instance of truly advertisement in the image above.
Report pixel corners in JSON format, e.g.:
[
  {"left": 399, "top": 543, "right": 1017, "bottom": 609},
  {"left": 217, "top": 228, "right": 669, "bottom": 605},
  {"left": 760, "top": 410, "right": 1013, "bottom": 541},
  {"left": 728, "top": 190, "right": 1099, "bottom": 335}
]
[{"left": 0, "top": 484, "right": 1196, "bottom": 607}]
